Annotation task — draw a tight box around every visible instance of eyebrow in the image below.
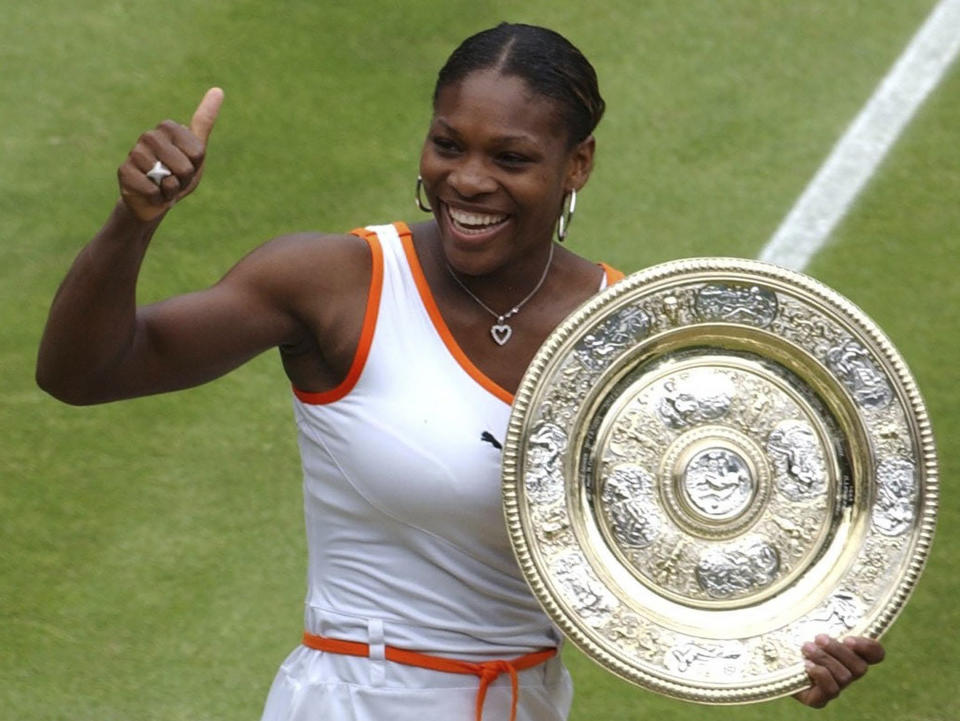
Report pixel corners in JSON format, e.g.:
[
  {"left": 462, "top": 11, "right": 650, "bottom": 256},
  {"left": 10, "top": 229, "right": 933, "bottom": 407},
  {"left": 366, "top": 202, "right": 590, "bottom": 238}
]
[{"left": 433, "top": 118, "right": 539, "bottom": 146}]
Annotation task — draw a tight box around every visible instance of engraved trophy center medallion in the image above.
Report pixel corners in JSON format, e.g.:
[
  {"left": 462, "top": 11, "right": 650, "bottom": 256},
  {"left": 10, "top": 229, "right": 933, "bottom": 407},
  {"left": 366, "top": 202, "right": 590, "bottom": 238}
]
[{"left": 682, "top": 447, "right": 755, "bottom": 521}]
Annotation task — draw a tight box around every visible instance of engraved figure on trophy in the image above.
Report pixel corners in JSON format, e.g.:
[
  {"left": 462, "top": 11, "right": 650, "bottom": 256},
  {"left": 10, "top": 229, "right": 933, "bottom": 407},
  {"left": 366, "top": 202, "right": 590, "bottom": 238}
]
[
  {"left": 825, "top": 339, "right": 893, "bottom": 409},
  {"left": 694, "top": 283, "right": 778, "bottom": 327},
  {"left": 799, "top": 591, "right": 862, "bottom": 638},
  {"left": 851, "top": 541, "right": 894, "bottom": 588},
  {"left": 538, "top": 391, "right": 578, "bottom": 427},
  {"left": 766, "top": 420, "right": 828, "bottom": 501},
  {"left": 552, "top": 553, "right": 617, "bottom": 624},
  {"left": 524, "top": 422, "right": 568, "bottom": 505},
  {"left": 606, "top": 408, "right": 665, "bottom": 463},
  {"left": 773, "top": 303, "right": 834, "bottom": 346},
  {"left": 759, "top": 639, "right": 782, "bottom": 671},
  {"left": 574, "top": 306, "right": 651, "bottom": 373},
  {"left": 737, "top": 393, "right": 773, "bottom": 437},
  {"left": 742, "top": 634, "right": 799, "bottom": 676},
  {"left": 550, "top": 357, "right": 600, "bottom": 412},
  {"left": 873, "top": 457, "right": 917, "bottom": 536},
  {"left": 603, "top": 305, "right": 651, "bottom": 345},
  {"left": 695, "top": 540, "right": 780, "bottom": 598},
  {"left": 682, "top": 448, "right": 755, "bottom": 518},
  {"left": 600, "top": 464, "right": 662, "bottom": 548},
  {"left": 657, "top": 370, "right": 735, "bottom": 429},
  {"left": 664, "top": 640, "right": 746, "bottom": 677},
  {"left": 533, "top": 503, "right": 573, "bottom": 547},
  {"left": 769, "top": 512, "right": 819, "bottom": 560},
  {"left": 574, "top": 334, "right": 620, "bottom": 373},
  {"left": 660, "top": 294, "right": 682, "bottom": 326},
  {"left": 602, "top": 606, "right": 643, "bottom": 643},
  {"left": 651, "top": 537, "right": 688, "bottom": 587}
]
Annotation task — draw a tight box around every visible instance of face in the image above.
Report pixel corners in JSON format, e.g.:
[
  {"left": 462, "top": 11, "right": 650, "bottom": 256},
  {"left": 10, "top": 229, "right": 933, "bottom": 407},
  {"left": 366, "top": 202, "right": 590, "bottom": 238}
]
[{"left": 419, "top": 69, "right": 594, "bottom": 276}]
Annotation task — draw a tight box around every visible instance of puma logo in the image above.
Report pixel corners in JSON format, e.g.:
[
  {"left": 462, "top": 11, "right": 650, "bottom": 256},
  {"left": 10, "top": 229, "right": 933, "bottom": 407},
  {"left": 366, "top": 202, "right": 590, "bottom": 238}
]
[{"left": 480, "top": 431, "right": 503, "bottom": 450}]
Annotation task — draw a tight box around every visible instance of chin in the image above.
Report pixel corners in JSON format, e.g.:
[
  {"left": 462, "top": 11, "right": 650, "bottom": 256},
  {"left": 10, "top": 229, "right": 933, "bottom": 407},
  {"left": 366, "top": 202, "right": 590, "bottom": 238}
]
[{"left": 442, "top": 246, "right": 498, "bottom": 278}]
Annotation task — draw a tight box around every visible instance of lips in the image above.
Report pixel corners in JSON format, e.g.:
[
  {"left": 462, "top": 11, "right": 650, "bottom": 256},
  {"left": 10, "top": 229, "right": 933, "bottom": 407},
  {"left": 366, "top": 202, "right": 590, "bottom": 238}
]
[{"left": 445, "top": 204, "right": 510, "bottom": 236}]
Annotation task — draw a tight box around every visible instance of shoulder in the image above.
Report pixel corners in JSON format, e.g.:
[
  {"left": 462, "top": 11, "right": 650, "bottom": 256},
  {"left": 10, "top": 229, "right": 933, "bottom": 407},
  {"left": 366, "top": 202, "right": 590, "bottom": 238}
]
[
  {"left": 552, "top": 245, "right": 608, "bottom": 290},
  {"left": 216, "top": 229, "right": 388, "bottom": 361},
  {"left": 238, "top": 230, "right": 372, "bottom": 271},
  {"left": 556, "top": 246, "right": 626, "bottom": 288},
  {"left": 221, "top": 231, "right": 374, "bottom": 299}
]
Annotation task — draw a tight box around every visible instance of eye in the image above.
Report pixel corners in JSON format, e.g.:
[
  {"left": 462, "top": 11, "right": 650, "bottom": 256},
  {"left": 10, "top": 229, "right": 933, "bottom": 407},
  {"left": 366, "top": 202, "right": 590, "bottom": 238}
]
[
  {"left": 497, "top": 152, "right": 532, "bottom": 167},
  {"left": 431, "top": 136, "right": 460, "bottom": 155}
]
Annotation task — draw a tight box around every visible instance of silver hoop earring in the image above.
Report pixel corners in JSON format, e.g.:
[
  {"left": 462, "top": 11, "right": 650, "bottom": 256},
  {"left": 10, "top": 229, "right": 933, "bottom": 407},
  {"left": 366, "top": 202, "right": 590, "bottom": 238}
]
[
  {"left": 557, "top": 189, "right": 577, "bottom": 242},
  {"left": 415, "top": 176, "right": 433, "bottom": 213}
]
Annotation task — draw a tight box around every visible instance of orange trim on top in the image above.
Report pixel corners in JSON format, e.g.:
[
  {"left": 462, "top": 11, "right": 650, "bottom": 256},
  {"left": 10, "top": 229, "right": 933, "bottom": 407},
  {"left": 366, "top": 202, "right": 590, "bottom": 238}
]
[
  {"left": 392, "top": 220, "right": 413, "bottom": 243},
  {"left": 293, "top": 228, "right": 385, "bottom": 405},
  {"left": 400, "top": 232, "right": 514, "bottom": 405},
  {"left": 600, "top": 262, "right": 626, "bottom": 285}
]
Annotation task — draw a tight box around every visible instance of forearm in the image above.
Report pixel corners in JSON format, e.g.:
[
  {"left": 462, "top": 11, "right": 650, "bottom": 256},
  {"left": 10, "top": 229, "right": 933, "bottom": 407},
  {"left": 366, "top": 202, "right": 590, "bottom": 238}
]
[{"left": 36, "top": 200, "right": 164, "bottom": 404}]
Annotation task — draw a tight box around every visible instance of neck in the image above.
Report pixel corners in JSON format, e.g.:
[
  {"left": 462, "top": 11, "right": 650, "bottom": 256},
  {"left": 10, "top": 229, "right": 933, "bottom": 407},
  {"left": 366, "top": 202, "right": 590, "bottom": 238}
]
[{"left": 447, "top": 242, "right": 555, "bottom": 314}]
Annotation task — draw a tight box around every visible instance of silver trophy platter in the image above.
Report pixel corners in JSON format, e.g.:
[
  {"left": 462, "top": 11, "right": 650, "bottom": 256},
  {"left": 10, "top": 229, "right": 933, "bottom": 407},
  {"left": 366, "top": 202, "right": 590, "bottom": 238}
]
[{"left": 502, "top": 258, "right": 937, "bottom": 704}]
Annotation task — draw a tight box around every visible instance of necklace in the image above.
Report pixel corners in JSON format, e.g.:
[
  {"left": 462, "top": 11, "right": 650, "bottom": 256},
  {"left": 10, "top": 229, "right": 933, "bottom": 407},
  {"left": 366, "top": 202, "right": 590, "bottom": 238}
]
[{"left": 445, "top": 243, "right": 555, "bottom": 346}]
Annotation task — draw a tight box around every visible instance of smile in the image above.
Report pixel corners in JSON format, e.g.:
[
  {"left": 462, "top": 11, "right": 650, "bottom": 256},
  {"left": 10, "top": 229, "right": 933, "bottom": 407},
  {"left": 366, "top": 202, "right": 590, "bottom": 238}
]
[{"left": 446, "top": 205, "right": 509, "bottom": 234}]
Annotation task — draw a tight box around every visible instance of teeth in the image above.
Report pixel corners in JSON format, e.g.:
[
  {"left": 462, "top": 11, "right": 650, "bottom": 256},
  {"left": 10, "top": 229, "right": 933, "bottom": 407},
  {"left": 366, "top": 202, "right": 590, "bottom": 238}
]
[{"left": 448, "top": 206, "right": 507, "bottom": 229}]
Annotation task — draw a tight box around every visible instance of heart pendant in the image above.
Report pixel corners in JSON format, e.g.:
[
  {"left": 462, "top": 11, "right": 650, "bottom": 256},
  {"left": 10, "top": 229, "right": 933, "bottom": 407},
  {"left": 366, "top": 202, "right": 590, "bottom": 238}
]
[{"left": 491, "top": 323, "right": 512, "bottom": 345}]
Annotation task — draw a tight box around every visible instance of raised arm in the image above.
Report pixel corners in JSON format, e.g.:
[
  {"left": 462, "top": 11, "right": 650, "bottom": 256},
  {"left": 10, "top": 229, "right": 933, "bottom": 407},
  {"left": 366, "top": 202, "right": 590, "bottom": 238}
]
[{"left": 36, "top": 89, "right": 369, "bottom": 405}]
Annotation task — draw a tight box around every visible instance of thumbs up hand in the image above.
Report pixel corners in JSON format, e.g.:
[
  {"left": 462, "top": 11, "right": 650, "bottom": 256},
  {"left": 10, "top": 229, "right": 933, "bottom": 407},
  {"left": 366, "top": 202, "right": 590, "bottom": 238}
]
[{"left": 118, "top": 87, "right": 225, "bottom": 222}]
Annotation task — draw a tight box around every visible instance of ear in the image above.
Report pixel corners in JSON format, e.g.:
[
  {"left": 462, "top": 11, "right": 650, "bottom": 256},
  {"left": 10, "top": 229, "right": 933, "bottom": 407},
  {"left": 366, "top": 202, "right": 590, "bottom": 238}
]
[{"left": 565, "top": 135, "right": 596, "bottom": 192}]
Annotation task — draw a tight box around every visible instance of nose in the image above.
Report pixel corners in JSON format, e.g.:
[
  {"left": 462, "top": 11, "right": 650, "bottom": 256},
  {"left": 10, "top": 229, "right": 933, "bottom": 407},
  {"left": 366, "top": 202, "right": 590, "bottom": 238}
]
[{"left": 447, "top": 155, "right": 497, "bottom": 198}]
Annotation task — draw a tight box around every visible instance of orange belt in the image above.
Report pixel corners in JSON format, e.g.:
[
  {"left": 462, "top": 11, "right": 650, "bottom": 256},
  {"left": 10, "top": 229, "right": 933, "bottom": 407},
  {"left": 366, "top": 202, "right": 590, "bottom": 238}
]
[{"left": 301, "top": 631, "right": 557, "bottom": 721}]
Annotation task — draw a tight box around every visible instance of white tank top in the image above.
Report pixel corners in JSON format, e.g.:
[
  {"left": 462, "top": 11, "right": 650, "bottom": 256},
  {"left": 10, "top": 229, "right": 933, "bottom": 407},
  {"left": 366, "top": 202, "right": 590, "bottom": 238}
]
[{"left": 291, "top": 222, "right": 619, "bottom": 657}]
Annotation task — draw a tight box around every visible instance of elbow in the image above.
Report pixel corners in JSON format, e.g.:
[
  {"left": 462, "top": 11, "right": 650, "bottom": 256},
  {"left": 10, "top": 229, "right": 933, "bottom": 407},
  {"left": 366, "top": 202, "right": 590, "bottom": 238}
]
[
  {"left": 35, "top": 337, "right": 81, "bottom": 404},
  {"left": 36, "top": 372, "right": 81, "bottom": 406},
  {"left": 35, "top": 333, "right": 120, "bottom": 405},
  {"left": 35, "top": 362, "right": 102, "bottom": 406}
]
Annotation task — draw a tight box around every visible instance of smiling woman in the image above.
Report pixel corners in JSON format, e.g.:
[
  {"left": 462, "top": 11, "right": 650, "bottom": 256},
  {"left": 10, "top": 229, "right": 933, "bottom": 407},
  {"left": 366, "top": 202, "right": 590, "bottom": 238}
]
[
  {"left": 417, "top": 68, "right": 599, "bottom": 365},
  {"left": 35, "top": 21, "right": 882, "bottom": 721}
]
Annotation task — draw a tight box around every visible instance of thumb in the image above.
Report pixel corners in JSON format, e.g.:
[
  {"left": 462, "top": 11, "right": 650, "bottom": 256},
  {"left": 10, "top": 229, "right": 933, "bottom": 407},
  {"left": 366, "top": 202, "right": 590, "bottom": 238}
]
[{"left": 189, "top": 87, "right": 225, "bottom": 143}]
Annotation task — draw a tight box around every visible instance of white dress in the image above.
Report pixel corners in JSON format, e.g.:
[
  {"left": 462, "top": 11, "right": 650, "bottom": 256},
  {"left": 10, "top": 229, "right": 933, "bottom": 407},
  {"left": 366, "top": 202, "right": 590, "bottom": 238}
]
[{"left": 260, "top": 222, "right": 619, "bottom": 721}]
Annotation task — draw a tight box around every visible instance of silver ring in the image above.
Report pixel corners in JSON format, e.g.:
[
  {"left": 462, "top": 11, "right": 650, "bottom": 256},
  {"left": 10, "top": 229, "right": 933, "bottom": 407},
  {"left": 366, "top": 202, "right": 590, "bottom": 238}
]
[{"left": 146, "top": 160, "right": 173, "bottom": 186}]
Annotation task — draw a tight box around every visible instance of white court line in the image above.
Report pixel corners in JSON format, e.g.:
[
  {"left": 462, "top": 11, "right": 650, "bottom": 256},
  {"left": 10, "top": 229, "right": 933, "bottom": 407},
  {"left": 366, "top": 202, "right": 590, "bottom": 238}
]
[{"left": 759, "top": 0, "right": 960, "bottom": 271}]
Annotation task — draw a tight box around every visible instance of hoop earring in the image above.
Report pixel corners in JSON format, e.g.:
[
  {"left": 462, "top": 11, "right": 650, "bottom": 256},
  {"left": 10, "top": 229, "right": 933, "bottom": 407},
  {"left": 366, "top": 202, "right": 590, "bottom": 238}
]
[
  {"left": 556, "top": 189, "right": 577, "bottom": 242},
  {"left": 415, "top": 176, "right": 433, "bottom": 213}
]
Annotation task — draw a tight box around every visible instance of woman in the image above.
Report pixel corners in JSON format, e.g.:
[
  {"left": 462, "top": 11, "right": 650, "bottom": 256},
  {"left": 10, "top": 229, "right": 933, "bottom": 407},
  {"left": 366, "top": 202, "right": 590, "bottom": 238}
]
[{"left": 37, "top": 23, "right": 882, "bottom": 721}]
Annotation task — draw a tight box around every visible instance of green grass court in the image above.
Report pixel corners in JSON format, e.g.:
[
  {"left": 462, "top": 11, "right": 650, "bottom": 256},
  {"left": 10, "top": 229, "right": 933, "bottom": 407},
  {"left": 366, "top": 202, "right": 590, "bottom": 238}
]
[{"left": 2, "top": 2, "right": 958, "bottom": 719}]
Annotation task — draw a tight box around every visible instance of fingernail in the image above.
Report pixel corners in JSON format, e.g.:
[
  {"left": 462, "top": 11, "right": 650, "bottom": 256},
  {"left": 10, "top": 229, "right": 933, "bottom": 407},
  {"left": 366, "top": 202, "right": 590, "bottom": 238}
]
[
  {"left": 804, "top": 660, "right": 816, "bottom": 671},
  {"left": 802, "top": 642, "right": 817, "bottom": 656},
  {"left": 815, "top": 634, "right": 830, "bottom": 646}
]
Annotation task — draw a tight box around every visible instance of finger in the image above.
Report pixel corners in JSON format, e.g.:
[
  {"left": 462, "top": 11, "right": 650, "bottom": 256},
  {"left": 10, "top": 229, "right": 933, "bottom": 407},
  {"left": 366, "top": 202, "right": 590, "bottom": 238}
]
[
  {"left": 118, "top": 162, "right": 170, "bottom": 210},
  {"left": 155, "top": 119, "right": 205, "bottom": 163},
  {"left": 128, "top": 144, "right": 160, "bottom": 173},
  {"left": 803, "top": 639, "right": 853, "bottom": 689},
  {"left": 793, "top": 682, "right": 828, "bottom": 709},
  {"left": 119, "top": 161, "right": 162, "bottom": 199},
  {"left": 142, "top": 129, "right": 196, "bottom": 179},
  {"left": 843, "top": 636, "right": 886, "bottom": 665},
  {"left": 132, "top": 138, "right": 186, "bottom": 202},
  {"left": 816, "top": 635, "right": 869, "bottom": 681},
  {"left": 189, "top": 87, "right": 224, "bottom": 143},
  {"left": 801, "top": 658, "right": 839, "bottom": 707},
  {"left": 157, "top": 172, "right": 182, "bottom": 202},
  {"left": 122, "top": 142, "right": 181, "bottom": 203}
]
